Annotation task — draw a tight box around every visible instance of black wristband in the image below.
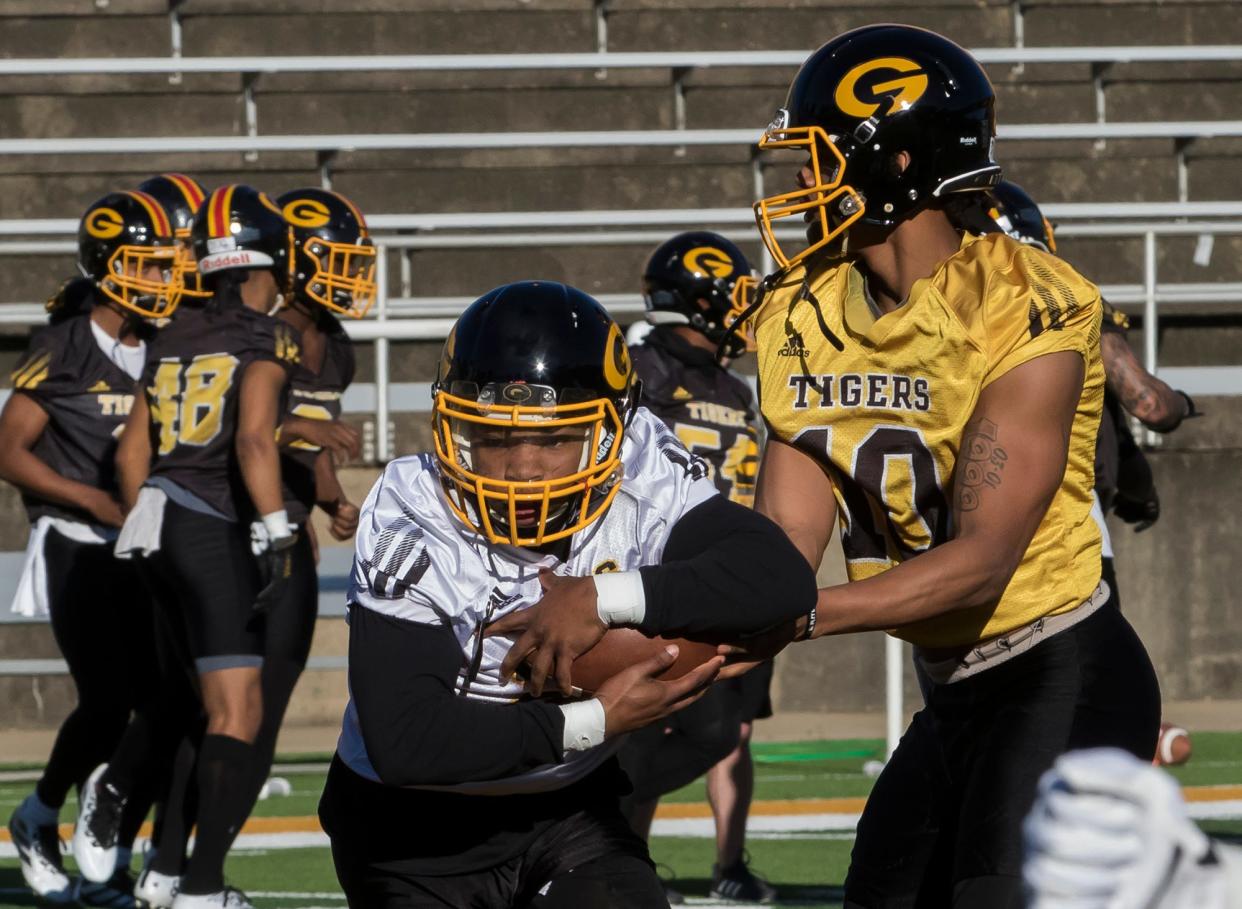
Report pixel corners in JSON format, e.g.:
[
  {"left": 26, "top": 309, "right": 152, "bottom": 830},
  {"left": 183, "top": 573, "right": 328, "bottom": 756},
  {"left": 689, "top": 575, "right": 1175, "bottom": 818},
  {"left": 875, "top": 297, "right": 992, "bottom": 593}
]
[
  {"left": 799, "top": 605, "right": 818, "bottom": 641},
  {"left": 1178, "top": 390, "right": 1199, "bottom": 419}
]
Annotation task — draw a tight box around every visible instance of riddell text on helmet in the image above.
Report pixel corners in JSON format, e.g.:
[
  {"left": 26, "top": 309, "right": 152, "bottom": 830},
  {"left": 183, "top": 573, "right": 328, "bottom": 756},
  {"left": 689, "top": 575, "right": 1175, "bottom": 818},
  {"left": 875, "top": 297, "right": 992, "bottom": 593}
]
[{"left": 199, "top": 250, "right": 274, "bottom": 274}]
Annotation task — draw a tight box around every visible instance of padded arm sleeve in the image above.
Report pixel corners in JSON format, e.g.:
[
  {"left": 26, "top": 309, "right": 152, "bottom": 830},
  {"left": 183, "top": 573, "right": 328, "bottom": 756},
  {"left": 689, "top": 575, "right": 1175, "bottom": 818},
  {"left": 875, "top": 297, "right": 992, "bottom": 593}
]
[
  {"left": 636, "top": 495, "right": 816, "bottom": 639},
  {"left": 349, "top": 605, "right": 567, "bottom": 787}
]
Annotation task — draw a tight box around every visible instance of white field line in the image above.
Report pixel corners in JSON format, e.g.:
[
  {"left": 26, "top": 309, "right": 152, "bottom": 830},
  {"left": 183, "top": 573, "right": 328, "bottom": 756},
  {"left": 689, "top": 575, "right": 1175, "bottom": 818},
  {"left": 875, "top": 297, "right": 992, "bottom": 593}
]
[{"left": 2, "top": 802, "right": 1240, "bottom": 861}]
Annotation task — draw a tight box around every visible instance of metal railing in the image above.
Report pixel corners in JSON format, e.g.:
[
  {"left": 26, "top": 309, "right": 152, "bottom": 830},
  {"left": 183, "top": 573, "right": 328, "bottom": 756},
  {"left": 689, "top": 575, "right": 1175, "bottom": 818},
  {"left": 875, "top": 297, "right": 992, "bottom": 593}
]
[
  {"left": 1, "top": 206, "right": 1239, "bottom": 461},
  {"left": 3, "top": 45, "right": 1240, "bottom": 143}
]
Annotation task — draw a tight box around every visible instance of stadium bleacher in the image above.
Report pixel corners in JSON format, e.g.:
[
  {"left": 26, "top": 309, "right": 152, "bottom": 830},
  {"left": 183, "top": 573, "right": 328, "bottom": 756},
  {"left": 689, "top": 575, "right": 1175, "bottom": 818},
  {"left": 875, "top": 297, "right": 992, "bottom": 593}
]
[{"left": 1, "top": 0, "right": 1239, "bottom": 734}]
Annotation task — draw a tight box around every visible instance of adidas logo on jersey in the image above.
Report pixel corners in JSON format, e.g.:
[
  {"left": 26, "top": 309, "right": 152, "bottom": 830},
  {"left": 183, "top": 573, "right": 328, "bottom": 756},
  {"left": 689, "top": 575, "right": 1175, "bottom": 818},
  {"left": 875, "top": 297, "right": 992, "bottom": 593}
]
[
  {"left": 672, "top": 386, "right": 694, "bottom": 401},
  {"left": 88, "top": 380, "right": 111, "bottom": 392},
  {"left": 777, "top": 337, "right": 810, "bottom": 358}
]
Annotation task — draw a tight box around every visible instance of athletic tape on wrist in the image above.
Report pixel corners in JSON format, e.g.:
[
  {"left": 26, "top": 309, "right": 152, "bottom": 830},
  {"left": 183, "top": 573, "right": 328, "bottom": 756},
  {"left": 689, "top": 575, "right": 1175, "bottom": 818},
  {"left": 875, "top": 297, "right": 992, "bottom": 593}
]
[
  {"left": 560, "top": 698, "right": 606, "bottom": 752},
  {"left": 593, "top": 570, "right": 646, "bottom": 626}
]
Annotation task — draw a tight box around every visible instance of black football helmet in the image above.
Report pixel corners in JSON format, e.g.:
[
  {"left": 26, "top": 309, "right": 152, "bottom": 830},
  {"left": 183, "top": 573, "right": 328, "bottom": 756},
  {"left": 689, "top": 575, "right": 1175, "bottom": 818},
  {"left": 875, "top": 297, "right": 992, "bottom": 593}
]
[
  {"left": 276, "top": 188, "right": 377, "bottom": 318},
  {"left": 77, "top": 190, "right": 183, "bottom": 319},
  {"left": 642, "top": 231, "right": 757, "bottom": 358},
  {"left": 138, "top": 173, "right": 210, "bottom": 299},
  {"left": 432, "top": 281, "right": 638, "bottom": 547},
  {"left": 190, "top": 184, "right": 292, "bottom": 290},
  {"left": 755, "top": 24, "right": 1002, "bottom": 266},
  {"left": 988, "top": 181, "right": 1056, "bottom": 254}
]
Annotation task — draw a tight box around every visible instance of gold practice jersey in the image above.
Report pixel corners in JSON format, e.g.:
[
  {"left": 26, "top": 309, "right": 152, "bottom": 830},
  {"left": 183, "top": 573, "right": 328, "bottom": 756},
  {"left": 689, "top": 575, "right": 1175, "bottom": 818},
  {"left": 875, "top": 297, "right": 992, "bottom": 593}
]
[{"left": 755, "top": 232, "right": 1104, "bottom": 649}]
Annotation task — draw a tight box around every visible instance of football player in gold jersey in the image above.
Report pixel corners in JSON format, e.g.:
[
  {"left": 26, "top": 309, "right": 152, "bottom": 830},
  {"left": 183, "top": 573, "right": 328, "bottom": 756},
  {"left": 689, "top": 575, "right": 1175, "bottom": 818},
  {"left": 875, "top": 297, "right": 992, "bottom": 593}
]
[{"left": 725, "top": 24, "right": 1161, "bottom": 909}]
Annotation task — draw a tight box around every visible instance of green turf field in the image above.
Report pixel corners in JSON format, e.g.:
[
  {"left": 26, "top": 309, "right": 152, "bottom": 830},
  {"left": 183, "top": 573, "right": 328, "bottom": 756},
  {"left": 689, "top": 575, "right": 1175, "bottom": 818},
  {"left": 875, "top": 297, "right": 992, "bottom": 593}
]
[{"left": 2, "top": 734, "right": 1240, "bottom": 908}]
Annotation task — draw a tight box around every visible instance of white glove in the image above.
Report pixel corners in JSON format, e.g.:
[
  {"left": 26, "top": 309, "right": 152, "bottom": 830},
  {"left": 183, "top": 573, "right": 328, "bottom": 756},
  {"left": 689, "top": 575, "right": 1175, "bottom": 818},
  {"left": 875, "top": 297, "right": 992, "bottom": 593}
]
[{"left": 1023, "top": 747, "right": 1228, "bottom": 909}]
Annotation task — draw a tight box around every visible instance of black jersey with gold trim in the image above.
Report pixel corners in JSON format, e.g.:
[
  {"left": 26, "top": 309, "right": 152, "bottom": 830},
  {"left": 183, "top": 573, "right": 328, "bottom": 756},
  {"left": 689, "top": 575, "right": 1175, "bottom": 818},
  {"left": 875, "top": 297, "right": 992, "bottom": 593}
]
[
  {"left": 143, "top": 301, "right": 301, "bottom": 521},
  {"left": 281, "top": 314, "right": 356, "bottom": 523},
  {"left": 631, "top": 326, "right": 759, "bottom": 505},
  {"left": 10, "top": 307, "right": 144, "bottom": 523}
]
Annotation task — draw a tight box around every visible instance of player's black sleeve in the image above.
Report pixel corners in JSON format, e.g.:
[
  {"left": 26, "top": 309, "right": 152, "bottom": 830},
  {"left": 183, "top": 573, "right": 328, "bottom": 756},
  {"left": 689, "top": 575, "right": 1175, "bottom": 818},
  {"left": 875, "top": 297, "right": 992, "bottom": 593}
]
[
  {"left": 637, "top": 495, "right": 816, "bottom": 639},
  {"left": 348, "top": 605, "right": 566, "bottom": 787}
]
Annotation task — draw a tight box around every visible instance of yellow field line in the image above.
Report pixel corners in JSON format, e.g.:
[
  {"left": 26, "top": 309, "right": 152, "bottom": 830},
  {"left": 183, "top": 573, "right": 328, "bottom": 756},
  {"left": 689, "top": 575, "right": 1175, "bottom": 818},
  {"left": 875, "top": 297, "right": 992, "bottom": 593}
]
[{"left": 3, "top": 786, "right": 1237, "bottom": 844}]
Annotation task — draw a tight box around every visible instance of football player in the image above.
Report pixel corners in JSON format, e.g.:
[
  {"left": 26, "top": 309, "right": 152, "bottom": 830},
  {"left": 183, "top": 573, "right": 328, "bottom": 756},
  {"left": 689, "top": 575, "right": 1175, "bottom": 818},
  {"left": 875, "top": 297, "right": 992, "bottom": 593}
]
[
  {"left": 1023, "top": 748, "right": 1242, "bottom": 908},
  {"left": 619, "top": 231, "right": 776, "bottom": 904},
  {"left": 2, "top": 191, "right": 183, "bottom": 906},
  {"left": 318, "top": 281, "right": 816, "bottom": 908},
  {"left": 74, "top": 185, "right": 301, "bottom": 909},
  {"left": 134, "top": 187, "right": 373, "bottom": 903},
  {"left": 711, "top": 25, "right": 1161, "bottom": 907},
  {"left": 987, "top": 181, "right": 1200, "bottom": 767}
]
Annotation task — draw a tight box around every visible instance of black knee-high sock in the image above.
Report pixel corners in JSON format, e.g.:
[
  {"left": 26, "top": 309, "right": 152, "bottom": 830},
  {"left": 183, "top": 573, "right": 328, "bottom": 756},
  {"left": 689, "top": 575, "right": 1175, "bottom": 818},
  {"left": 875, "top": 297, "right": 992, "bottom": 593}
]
[
  {"left": 149, "top": 736, "right": 199, "bottom": 876},
  {"left": 179, "top": 735, "right": 259, "bottom": 895}
]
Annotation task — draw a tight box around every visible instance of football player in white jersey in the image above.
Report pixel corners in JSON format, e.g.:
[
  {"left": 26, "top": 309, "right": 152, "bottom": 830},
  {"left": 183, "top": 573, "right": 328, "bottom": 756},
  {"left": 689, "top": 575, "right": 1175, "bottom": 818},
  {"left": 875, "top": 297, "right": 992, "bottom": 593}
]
[{"left": 319, "top": 281, "right": 816, "bottom": 909}]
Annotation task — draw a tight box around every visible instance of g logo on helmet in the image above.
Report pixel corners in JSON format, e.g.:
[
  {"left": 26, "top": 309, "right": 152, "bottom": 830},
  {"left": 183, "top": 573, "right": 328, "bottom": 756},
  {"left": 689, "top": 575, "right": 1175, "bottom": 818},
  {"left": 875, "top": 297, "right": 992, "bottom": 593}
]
[
  {"left": 282, "top": 198, "right": 332, "bottom": 228},
  {"left": 834, "top": 57, "right": 929, "bottom": 119},
  {"left": 602, "top": 322, "right": 631, "bottom": 392},
  {"left": 684, "top": 246, "right": 736, "bottom": 279},
  {"left": 85, "top": 208, "right": 125, "bottom": 240}
]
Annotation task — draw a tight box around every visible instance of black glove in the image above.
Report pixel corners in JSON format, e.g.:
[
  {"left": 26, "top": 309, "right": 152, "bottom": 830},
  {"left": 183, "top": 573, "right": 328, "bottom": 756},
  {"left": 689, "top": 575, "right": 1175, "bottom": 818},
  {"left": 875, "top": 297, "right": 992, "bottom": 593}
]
[
  {"left": 1113, "top": 488, "right": 1159, "bottom": 532},
  {"left": 254, "top": 533, "right": 298, "bottom": 613}
]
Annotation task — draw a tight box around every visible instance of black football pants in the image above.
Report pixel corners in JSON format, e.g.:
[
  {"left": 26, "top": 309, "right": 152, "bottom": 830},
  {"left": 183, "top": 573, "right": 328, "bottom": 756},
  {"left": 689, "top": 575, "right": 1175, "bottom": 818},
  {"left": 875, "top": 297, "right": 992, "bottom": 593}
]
[
  {"left": 323, "top": 757, "right": 669, "bottom": 909},
  {"left": 36, "top": 528, "right": 157, "bottom": 844},
  {"left": 843, "top": 600, "right": 1160, "bottom": 909}
]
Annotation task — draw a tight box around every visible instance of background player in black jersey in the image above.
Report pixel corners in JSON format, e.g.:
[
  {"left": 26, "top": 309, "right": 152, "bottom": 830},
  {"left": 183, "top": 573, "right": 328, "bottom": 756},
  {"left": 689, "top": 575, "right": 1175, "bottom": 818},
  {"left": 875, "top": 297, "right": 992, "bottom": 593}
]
[
  {"left": 985, "top": 181, "right": 1198, "bottom": 764},
  {"left": 135, "top": 188, "right": 374, "bottom": 902},
  {"left": 619, "top": 231, "right": 776, "bottom": 904},
  {"left": 3, "top": 190, "right": 183, "bottom": 905},
  {"left": 74, "top": 185, "right": 301, "bottom": 909}
]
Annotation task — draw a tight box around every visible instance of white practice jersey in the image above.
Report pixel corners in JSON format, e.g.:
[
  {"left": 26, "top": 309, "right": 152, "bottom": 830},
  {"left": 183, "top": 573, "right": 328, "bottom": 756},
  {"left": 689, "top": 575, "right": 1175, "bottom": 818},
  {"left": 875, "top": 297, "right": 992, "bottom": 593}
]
[{"left": 337, "top": 407, "right": 718, "bottom": 795}]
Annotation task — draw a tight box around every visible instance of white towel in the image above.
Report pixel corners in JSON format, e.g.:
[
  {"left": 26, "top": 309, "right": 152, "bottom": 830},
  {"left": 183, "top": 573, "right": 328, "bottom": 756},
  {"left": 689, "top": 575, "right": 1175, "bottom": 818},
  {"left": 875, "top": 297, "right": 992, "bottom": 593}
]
[
  {"left": 11, "top": 516, "right": 112, "bottom": 617},
  {"left": 114, "top": 486, "right": 168, "bottom": 560}
]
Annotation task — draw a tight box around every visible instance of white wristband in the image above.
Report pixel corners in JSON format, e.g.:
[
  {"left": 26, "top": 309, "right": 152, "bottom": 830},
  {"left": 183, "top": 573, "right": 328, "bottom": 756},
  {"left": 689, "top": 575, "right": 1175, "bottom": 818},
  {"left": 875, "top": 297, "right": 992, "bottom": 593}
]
[
  {"left": 560, "top": 698, "right": 606, "bottom": 752},
  {"left": 261, "top": 509, "right": 292, "bottom": 540},
  {"left": 593, "top": 570, "right": 646, "bottom": 626}
]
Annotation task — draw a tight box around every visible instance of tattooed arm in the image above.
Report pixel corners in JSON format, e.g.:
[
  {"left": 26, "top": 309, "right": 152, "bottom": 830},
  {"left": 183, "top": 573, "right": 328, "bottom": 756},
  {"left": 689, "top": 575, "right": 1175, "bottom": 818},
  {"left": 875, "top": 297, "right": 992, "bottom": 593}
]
[
  {"left": 1101, "top": 332, "right": 1191, "bottom": 432},
  {"left": 807, "top": 351, "right": 1084, "bottom": 635}
]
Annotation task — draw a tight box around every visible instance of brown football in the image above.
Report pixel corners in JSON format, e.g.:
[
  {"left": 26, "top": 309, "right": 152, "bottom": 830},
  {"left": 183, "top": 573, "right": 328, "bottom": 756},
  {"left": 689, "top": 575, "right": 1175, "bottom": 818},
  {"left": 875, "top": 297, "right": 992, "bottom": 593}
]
[{"left": 570, "top": 629, "right": 719, "bottom": 694}]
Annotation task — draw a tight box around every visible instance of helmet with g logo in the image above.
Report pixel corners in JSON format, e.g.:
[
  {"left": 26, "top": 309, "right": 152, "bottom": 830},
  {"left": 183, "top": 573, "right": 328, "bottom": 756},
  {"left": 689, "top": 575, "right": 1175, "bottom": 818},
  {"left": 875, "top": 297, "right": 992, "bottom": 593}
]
[
  {"left": 137, "top": 173, "right": 210, "bottom": 299},
  {"left": 755, "top": 25, "right": 1002, "bottom": 266},
  {"left": 77, "top": 191, "right": 183, "bottom": 319},
  {"left": 432, "top": 281, "right": 638, "bottom": 547},
  {"left": 641, "top": 231, "right": 757, "bottom": 357},
  {"left": 276, "top": 188, "right": 377, "bottom": 318}
]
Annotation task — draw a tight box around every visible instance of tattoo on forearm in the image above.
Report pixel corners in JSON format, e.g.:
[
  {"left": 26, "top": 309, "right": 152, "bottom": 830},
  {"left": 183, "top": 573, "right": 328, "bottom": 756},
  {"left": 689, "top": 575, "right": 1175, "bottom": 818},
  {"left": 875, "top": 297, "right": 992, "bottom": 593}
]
[
  {"left": 957, "top": 419, "right": 1008, "bottom": 513},
  {"left": 1103, "top": 332, "right": 1182, "bottom": 429}
]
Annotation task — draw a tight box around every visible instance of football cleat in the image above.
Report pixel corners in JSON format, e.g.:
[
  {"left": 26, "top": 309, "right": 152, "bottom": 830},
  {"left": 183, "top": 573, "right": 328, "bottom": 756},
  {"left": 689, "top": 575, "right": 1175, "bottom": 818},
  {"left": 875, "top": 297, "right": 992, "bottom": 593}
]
[
  {"left": 76, "top": 868, "right": 137, "bottom": 908},
  {"left": 7, "top": 794, "right": 74, "bottom": 903},
  {"left": 134, "top": 866, "right": 180, "bottom": 909},
  {"left": 710, "top": 856, "right": 778, "bottom": 904},
  {"left": 73, "top": 765, "right": 127, "bottom": 883},
  {"left": 171, "top": 887, "right": 254, "bottom": 908}
]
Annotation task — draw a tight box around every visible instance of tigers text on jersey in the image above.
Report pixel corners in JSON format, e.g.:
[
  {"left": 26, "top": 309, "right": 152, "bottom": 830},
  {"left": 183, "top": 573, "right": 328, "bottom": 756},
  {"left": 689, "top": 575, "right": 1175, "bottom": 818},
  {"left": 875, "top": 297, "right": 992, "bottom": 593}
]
[
  {"left": 9, "top": 310, "right": 143, "bottom": 524},
  {"left": 337, "top": 407, "right": 717, "bottom": 795},
  {"left": 755, "top": 231, "right": 1104, "bottom": 649},
  {"left": 631, "top": 326, "right": 760, "bottom": 505},
  {"left": 142, "top": 302, "right": 301, "bottom": 521},
  {"left": 280, "top": 314, "right": 356, "bottom": 523}
]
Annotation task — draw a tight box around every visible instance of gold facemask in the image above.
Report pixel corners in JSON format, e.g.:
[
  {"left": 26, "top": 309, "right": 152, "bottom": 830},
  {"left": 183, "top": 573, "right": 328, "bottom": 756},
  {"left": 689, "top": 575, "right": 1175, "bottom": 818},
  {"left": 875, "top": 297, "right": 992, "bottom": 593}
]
[
  {"left": 433, "top": 387, "right": 626, "bottom": 547},
  {"left": 300, "top": 236, "right": 378, "bottom": 318},
  {"left": 97, "top": 244, "right": 183, "bottom": 319},
  {"left": 753, "top": 122, "right": 866, "bottom": 268},
  {"left": 724, "top": 273, "right": 758, "bottom": 352}
]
